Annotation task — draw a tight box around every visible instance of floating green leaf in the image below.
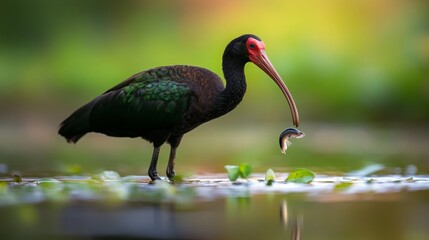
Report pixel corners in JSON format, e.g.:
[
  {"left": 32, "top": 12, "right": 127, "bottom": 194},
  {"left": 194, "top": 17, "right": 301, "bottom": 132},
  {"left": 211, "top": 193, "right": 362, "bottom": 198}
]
[
  {"left": 286, "top": 168, "right": 315, "bottom": 184},
  {"left": 225, "top": 164, "right": 252, "bottom": 181},
  {"left": 404, "top": 177, "right": 415, "bottom": 183},
  {"left": 239, "top": 163, "right": 252, "bottom": 179},
  {"left": 35, "top": 178, "right": 61, "bottom": 184},
  {"left": 13, "top": 174, "right": 22, "bottom": 183},
  {"left": 36, "top": 178, "right": 63, "bottom": 192},
  {"left": 171, "top": 174, "right": 185, "bottom": 184},
  {"left": 334, "top": 182, "right": 353, "bottom": 191},
  {"left": 225, "top": 165, "right": 240, "bottom": 181},
  {"left": 265, "top": 169, "right": 275, "bottom": 186},
  {"left": 347, "top": 164, "right": 384, "bottom": 177},
  {"left": 366, "top": 178, "right": 375, "bottom": 184},
  {"left": 92, "top": 171, "right": 121, "bottom": 181},
  {"left": 265, "top": 169, "right": 275, "bottom": 181}
]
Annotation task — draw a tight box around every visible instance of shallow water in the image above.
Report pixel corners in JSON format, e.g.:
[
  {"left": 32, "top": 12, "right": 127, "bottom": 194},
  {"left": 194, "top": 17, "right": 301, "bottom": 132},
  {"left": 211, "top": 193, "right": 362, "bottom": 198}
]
[
  {"left": 1, "top": 174, "right": 429, "bottom": 240},
  {"left": 1, "top": 123, "right": 429, "bottom": 239}
]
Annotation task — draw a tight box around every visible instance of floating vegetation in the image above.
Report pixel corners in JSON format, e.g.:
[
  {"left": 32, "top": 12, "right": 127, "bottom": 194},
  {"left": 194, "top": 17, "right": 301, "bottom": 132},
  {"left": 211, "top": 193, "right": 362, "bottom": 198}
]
[
  {"left": 0, "top": 171, "right": 197, "bottom": 206},
  {"left": 225, "top": 165, "right": 240, "bottom": 181},
  {"left": 225, "top": 163, "right": 252, "bottom": 182},
  {"left": 265, "top": 169, "right": 275, "bottom": 186},
  {"left": 239, "top": 163, "right": 252, "bottom": 179},
  {"left": 13, "top": 174, "right": 22, "bottom": 183},
  {"left": 334, "top": 182, "right": 353, "bottom": 191},
  {"left": 347, "top": 164, "right": 385, "bottom": 177},
  {"left": 92, "top": 170, "right": 122, "bottom": 181},
  {"left": 1, "top": 169, "right": 429, "bottom": 207},
  {"left": 286, "top": 169, "right": 315, "bottom": 184}
]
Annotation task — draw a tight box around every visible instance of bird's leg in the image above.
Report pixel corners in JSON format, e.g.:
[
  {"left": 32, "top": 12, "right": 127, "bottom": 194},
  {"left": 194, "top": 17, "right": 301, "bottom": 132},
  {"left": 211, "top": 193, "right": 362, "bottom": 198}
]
[
  {"left": 166, "top": 146, "right": 177, "bottom": 180},
  {"left": 166, "top": 135, "right": 183, "bottom": 181},
  {"left": 148, "top": 146, "right": 161, "bottom": 181}
]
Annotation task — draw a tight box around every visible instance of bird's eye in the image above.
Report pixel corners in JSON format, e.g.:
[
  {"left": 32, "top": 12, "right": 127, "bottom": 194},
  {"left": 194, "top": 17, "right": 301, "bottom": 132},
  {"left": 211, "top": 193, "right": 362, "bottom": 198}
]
[{"left": 249, "top": 43, "right": 255, "bottom": 49}]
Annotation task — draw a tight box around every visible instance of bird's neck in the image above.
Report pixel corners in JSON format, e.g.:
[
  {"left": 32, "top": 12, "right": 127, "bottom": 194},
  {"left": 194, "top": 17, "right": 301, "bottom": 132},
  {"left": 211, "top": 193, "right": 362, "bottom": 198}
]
[{"left": 209, "top": 55, "right": 247, "bottom": 118}]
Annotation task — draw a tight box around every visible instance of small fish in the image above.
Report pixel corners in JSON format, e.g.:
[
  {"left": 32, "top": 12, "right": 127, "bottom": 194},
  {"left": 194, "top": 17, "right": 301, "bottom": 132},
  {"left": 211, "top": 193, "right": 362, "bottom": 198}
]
[{"left": 279, "top": 128, "right": 305, "bottom": 154}]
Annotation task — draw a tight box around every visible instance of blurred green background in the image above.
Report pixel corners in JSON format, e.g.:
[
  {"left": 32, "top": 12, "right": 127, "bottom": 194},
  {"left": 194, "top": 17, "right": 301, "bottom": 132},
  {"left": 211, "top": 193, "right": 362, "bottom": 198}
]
[{"left": 0, "top": 0, "right": 428, "bottom": 176}]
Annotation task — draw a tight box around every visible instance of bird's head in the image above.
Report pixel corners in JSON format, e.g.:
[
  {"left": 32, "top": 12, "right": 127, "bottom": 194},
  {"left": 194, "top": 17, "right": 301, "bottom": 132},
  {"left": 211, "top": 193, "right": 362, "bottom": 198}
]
[{"left": 225, "top": 34, "right": 299, "bottom": 127}]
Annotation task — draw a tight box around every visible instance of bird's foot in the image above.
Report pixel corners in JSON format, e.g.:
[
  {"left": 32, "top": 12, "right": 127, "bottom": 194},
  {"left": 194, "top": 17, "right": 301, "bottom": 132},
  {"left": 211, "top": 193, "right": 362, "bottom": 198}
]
[
  {"left": 148, "top": 170, "right": 162, "bottom": 181},
  {"left": 166, "top": 169, "right": 176, "bottom": 181}
]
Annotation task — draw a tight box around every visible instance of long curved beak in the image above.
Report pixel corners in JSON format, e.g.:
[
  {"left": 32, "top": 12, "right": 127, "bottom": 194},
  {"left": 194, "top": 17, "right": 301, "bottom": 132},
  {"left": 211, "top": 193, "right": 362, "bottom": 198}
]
[{"left": 250, "top": 50, "right": 299, "bottom": 127}]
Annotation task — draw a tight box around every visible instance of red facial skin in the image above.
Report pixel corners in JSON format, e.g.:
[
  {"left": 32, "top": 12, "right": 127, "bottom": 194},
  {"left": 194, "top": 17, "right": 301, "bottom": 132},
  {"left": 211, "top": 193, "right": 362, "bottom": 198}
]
[{"left": 246, "top": 37, "right": 299, "bottom": 127}]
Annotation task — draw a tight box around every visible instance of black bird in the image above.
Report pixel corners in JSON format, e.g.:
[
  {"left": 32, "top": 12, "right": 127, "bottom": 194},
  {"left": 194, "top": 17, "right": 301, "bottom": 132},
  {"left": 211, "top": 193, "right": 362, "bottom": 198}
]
[{"left": 59, "top": 34, "right": 300, "bottom": 180}]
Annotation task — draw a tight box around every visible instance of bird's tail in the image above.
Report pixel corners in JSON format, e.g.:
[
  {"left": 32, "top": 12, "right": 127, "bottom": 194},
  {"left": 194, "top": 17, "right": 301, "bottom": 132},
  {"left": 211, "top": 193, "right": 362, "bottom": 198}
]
[{"left": 58, "top": 102, "right": 94, "bottom": 143}]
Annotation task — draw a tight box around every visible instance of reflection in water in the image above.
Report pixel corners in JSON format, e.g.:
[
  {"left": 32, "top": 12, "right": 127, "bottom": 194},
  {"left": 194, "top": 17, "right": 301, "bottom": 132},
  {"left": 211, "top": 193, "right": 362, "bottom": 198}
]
[
  {"left": 1, "top": 190, "right": 429, "bottom": 239},
  {"left": 281, "top": 200, "right": 288, "bottom": 225},
  {"left": 281, "top": 200, "right": 303, "bottom": 240},
  {"left": 59, "top": 203, "right": 223, "bottom": 239}
]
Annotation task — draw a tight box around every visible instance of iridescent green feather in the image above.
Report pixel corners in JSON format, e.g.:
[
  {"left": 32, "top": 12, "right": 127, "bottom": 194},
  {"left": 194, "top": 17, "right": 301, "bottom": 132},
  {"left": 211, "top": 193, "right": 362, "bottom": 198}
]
[
  {"left": 122, "top": 79, "right": 189, "bottom": 104},
  {"left": 96, "top": 67, "right": 193, "bottom": 130}
]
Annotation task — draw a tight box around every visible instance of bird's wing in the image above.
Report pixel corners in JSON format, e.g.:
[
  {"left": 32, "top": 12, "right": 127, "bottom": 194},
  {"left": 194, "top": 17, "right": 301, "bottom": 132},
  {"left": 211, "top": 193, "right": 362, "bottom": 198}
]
[
  {"left": 88, "top": 67, "right": 194, "bottom": 137},
  {"left": 104, "top": 66, "right": 184, "bottom": 93}
]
